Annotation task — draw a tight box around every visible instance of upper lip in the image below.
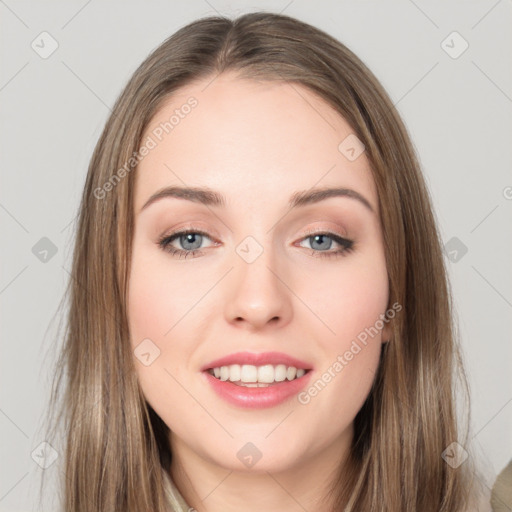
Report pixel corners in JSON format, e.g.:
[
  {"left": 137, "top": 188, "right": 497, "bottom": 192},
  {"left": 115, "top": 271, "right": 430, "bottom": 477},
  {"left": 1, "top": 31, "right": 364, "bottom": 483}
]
[{"left": 200, "top": 351, "right": 313, "bottom": 372}]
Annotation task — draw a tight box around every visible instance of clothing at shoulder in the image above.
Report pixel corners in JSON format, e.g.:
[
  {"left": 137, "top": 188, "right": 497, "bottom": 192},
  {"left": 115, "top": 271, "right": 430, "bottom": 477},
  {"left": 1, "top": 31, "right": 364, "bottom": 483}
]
[{"left": 162, "top": 468, "right": 192, "bottom": 512}]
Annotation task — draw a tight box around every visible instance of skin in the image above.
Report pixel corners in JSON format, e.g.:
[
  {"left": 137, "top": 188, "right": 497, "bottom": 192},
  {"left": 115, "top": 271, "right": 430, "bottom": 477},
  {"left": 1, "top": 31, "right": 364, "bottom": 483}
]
[{"left": 128, "top": 71, "right": 391, "bottom": 512}]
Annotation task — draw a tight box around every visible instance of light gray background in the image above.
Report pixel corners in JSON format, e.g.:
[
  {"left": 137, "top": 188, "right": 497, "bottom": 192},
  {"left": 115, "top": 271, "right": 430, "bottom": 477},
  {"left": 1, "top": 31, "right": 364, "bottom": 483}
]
[{"left": 1, "top": 1, "right": 511, "bottom": 510}]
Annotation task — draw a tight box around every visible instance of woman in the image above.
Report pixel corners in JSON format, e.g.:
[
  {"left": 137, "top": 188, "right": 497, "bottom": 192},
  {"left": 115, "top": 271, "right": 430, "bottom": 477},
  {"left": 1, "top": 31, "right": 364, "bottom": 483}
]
[{"left": 43, "top": 11, "right": 488, "bottom": 511}]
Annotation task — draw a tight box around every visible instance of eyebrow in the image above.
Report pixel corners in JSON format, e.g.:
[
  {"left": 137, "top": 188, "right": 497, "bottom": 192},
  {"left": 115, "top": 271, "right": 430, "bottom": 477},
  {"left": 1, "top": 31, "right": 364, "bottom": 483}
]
[{"left": 139, "top": 185, "right": 374, "bottom": 214}]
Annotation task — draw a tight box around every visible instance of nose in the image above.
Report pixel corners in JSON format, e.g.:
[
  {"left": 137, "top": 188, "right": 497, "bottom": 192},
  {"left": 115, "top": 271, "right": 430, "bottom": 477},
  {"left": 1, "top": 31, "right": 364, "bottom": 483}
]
[{"left": 223, "top": 247, "right": 293, "bottom": 331}]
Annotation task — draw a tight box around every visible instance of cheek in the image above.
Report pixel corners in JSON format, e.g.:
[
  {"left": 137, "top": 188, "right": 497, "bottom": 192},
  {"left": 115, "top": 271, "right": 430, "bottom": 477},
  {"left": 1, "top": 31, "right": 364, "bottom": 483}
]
[
  {"left": 127, "top": 245, "right": 200, "bottom": 346},
  {"left": 297, "top": 252, "right": 388, "bottom": 413},
  {"left": 128, "top": 284, "right": 167, "bottom": 343},
  {"left": 127, "top": 250, "right": 200, "bottom": 426},
  {"left": 127, "top": 247, "right": 191, "bottom": 393},
  {"left": 303, "top": 253, "right": 389, "bottom": 344}
]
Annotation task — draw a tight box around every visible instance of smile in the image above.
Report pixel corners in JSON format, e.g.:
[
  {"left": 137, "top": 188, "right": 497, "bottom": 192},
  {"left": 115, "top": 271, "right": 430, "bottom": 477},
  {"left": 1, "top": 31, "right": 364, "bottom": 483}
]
[
  {"left": 207, "top": 364, "right": 308, "bottom": 386},
  {"left": 202, "top": 368, "right": 312, "bottom": 408}
]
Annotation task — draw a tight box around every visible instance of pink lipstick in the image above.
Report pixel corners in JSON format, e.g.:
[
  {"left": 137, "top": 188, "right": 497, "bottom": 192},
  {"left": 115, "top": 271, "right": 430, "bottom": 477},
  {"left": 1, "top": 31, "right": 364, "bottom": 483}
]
[{"left": 200, "top": 351, "right": 313, "bottom": 409}]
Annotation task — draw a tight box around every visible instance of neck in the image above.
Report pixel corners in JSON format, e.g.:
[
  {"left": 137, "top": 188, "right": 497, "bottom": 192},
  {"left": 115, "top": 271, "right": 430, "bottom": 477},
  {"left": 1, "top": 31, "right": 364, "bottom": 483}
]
[{"left": 169, "top": 427, "right": 353, "bottom": 512}]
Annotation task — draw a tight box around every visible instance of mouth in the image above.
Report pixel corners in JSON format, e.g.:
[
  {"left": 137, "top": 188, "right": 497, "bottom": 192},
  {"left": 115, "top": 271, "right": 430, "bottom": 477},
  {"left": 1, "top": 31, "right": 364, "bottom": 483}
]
[
  {"left": 202, "top": 365, "right": 313, "bottom": 409},
  {"left": 205, "top": 364, "right": 311, "bottom": 387},
  {"left": 200, "top": 352, "right": 313, "bottom": 408}
]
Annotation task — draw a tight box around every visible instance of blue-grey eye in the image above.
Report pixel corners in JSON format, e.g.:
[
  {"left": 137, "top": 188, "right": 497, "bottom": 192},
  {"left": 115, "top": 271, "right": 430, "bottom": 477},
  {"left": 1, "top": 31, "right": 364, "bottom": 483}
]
[
  {"left": 178, "top": 232, "right": 203, "bottom": 251},
  {"left": 158, "top": 229, "right": 212, "bottom": 256},
  {"left": 308, "top": 234, "right": 333, "bottom": 251}
]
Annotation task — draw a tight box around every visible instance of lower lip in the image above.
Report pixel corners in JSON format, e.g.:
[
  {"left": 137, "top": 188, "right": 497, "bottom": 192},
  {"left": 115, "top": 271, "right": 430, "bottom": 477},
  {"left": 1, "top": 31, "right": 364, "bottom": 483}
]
[{"left": 202, "top": 371, "right": 313, "bottom": 409}]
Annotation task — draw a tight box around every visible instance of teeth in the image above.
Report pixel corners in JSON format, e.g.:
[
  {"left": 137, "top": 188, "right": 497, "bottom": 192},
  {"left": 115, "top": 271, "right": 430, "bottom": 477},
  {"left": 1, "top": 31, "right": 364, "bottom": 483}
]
[
  {"left": 241, "top": 364, "right": 258, "bottom": 382},
  {"left": 228, "top": 364, "right": 241, "bottom": 382},
  {"left": 208, "top": 364, "right": 308, "bottom": 384},
  {"left": 257, "top": 364, "right": 274, "bottom": 383}
]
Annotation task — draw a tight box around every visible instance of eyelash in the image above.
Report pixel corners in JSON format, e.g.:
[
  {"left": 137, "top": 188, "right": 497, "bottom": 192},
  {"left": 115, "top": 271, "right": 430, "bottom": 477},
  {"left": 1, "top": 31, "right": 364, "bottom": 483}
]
[{"left": 157, "top": 227, "right": 355, "bottom": 260}]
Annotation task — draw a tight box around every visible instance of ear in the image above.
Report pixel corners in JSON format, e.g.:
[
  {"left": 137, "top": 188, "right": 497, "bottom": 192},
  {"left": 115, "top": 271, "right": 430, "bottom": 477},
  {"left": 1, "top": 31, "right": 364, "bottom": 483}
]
[{"left": 381, "top": 320, "right": 392, "bottom": 343}]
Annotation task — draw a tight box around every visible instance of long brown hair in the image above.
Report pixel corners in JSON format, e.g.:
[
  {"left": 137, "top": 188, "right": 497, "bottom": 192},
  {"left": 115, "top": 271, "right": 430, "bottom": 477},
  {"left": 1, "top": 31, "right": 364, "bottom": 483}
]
[{"left": 42, "top": 11, "right": 482, "bottom": 511}]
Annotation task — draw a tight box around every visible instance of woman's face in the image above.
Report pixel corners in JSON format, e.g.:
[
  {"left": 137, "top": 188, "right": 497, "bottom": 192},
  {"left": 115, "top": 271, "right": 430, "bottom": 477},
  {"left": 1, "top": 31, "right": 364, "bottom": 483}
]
[{"left": 128, "top": 72, "right": 391, "bottom": 477}]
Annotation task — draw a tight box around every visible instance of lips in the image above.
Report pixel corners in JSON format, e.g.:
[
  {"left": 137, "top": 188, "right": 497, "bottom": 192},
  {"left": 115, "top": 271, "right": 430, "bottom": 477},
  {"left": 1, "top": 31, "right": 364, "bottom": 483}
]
[
  {"left": 200, "top": 351, "right": 313, "bottom": 372},
  {"left": 200, "top": 351, "right": 314, "bottom": 409},
  {"left": 203, "top": 369, "right": 312, "bottom": 408}
]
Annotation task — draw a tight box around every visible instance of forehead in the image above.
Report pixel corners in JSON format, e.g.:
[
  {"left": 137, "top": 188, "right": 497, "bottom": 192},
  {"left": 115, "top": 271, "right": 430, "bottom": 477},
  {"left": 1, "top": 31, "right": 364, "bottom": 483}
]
[{"left": 134, "top": 72, "right": 377, "bottom": 214}]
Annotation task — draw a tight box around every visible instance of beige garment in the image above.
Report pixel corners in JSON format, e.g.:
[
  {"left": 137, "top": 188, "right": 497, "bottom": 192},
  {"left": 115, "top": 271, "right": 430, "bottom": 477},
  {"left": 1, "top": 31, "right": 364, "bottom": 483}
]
[
  {"left": 160, "top": 464, "right": 499, "bottom": 511},
  {"left": 162, "top": 468, "right": 192, "bottom": 512},
  {"left": 491, "top": 459, "right": 512, "bottom": 511}
]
